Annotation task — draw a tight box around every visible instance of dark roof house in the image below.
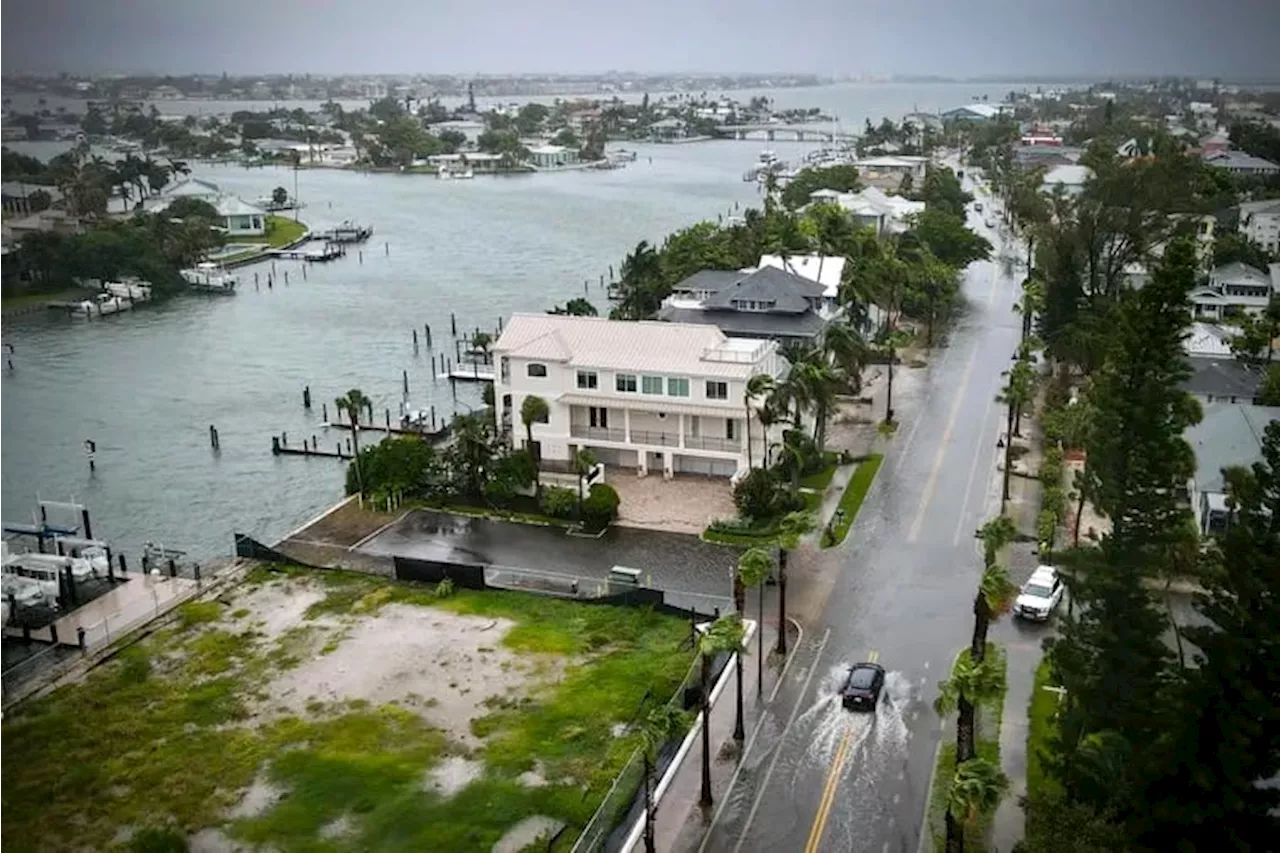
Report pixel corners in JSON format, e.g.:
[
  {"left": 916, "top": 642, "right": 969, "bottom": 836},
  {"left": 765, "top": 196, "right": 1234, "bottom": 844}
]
[
  {"left": 1182, "top": 356, "right": 1266, "bottom": 404},
  {"left": 659, "top": 266, "right": 830, "bottom": 342}
]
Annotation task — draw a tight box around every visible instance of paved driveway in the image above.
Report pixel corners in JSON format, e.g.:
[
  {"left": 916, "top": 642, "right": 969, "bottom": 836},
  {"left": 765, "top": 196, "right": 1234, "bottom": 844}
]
[
  {"left": 357, "top": 509, "right": 738, "bottom": 604},
  {"left": 607, "top": 473, "right": 737, "bottom": 535}
]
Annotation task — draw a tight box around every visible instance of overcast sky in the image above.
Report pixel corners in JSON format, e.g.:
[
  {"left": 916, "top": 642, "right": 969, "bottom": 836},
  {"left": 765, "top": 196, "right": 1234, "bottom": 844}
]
[{"left": 4, "top": 0, "right": 1280, "bottom": 79}]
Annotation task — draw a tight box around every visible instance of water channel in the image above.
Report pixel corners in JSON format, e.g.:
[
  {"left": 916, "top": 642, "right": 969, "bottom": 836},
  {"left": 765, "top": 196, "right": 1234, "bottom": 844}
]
[{"left": 1, "top": 82, "right": 1050, "bottom": 559}]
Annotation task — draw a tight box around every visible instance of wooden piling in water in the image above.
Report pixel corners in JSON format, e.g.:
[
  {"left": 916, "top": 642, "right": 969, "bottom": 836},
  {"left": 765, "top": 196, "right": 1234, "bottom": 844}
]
[
  {"left": 385, "top": 242, "right": 389, "bottom": 256},
  {"left": 425, "top": 324, "right": 432, "bottom": 348},
  {"left": 322, "top": 402, "right": 328, "bottom": 422},
  {"left": 451, "top": 313, "right": 457, "bottom": 336},
  {"left": 303, "top": 385, "right": 311, "bottom": 408},
  {"left": 413, "top": 329, "right": 419, "bottom": 350},
  {"left": 402, "top": 369, "right": 409, "bottom": 394},
  {"left": 209, "top": 425, "right": 220, "bottom": 450}
]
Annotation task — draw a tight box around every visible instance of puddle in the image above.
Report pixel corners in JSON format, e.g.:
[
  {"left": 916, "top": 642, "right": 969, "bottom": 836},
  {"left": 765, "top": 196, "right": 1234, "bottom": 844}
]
[
  {"left": 423, "top": 755, "right": 483, "bottom": 796},
  {"left": 491, "top": 816, "right": 566, "bottom": 853}
]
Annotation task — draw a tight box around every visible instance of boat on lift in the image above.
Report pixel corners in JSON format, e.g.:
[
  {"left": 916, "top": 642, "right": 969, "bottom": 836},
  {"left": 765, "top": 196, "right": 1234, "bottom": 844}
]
[{"left": 181, "top": 263, "right": 238, "bottom": 293}]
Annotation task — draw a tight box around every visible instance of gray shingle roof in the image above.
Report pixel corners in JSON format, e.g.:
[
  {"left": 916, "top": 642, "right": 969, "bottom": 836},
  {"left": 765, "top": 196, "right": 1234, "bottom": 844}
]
[
  {"left": 1181, "top": 357, "right": 1265, "bottom": 401},
  {"left": 658, "top": 306, "right": 826, "bottom": 340},
  {"left": 1185, "top": 403, "right": 1280, "bottom": 493},
  {"left": 700, "top": 266, "right": 824, "bottom": 312},
  {"left": 670, "top": 269, "right": 745, "bottom": 296}
]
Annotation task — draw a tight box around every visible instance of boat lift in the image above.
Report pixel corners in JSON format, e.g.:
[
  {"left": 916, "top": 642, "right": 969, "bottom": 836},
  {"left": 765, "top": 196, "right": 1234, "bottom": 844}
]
[{"left": 2, "top": 498, "right": 95, "bottom": 551}]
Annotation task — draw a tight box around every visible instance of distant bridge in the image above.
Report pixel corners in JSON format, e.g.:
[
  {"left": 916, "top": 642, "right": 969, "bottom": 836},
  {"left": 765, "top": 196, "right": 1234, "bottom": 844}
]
[{"left": 718, "top": 124, "right": 859, "bottom": 143}]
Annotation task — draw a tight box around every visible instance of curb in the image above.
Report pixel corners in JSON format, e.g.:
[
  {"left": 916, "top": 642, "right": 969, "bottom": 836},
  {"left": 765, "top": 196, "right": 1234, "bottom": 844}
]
[{"left": 620, "top": 618, "right": 760, "bottom": 853}]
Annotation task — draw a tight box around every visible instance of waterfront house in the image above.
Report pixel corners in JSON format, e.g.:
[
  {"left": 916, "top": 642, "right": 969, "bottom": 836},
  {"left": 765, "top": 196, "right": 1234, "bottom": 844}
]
[
  {"left": 214, "top": 196, "right": 267, "bottom": 237},
  {"left": 1202, "top": 150, "right": 1280, "bottom": 177},
  {"left": 941, "top": 104, "right": 1005, "bottom": 122},
  {"left": 854, "top": 155, "right": 929, "bottom": 187},
  {"left": 527, "top": 145, "right": 579, "bottom": 169},
  {"left": 492, "top": 314, "right": 786, "bottom": 479},
  {"left": 658, "top": 265, "right": 832, "bottom": 344},
  {"left": 1189, "top": 262, "right": 1277, "bottom": 320},
  {"left": 426, "top": 153, "right": 507, "bottom": 174},
  {"left": 1, "top": 182, "right": 64, "bottom": 215},
  {"left": 1181, "top": 322, "right": 1267, "bottom": 406},
  {"left": 1185, "top": 404, "right": 1280, "bottom": 535},
  {"left": 1238, "top": 199, "right": 1280, "bottom": 253},
  {"left": 648, "top": 118, "right": 689, "bottom": 141}
]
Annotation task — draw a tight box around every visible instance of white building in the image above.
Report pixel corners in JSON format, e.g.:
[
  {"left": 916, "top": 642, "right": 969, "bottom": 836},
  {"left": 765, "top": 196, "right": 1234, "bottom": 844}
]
[
  {"left": 1203, "top": 150, "right": 1280, "bottom": 177},
  {"left": 214, "top": 196, "right": 267, "bottom": 237},
  {"left": 1188, "top": 262, "right": 1277, "bottom": 320},
  {"left": 526, "top": 145, "right": 580, "bottom": 169},
  {"left": 811, "top": 186, "right": 924, "bottom": 235},
  {"left": 1041, "top": 164, "right": 1092, "bottom": 197},
  {"left": 493, "top": 314, "right": 786, "bottom": 479},
  {"left": 1239, "top": 199, "right": 1280, "bottom": 253}
]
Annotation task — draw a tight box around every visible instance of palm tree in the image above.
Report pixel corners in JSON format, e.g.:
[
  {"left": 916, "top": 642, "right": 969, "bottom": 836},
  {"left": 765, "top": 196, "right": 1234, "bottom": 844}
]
[
  {"left": 974, "top": 515, "right": 1017, "bottom": 568},
  {"left": 935, "top": 652, "right": 1004, "bottom": 765},
  {"left": 1016, "top": 276, "right": 1046, "bottom": 342},
  {"left": 971, "top": 564, "right": 1015, "bottom": 665},
  {"left": 697, "top": 615, "right": 745, "bottom": 806},
  {"left": 756, "top": 400, "right": 783, "bottom": 469},
  {"left": 744, "top": 374, "right": 776, "bottom": 470},
  {"left": 735, "top": 547, "right": 772, "bottom": 718},
  {"left": 640, "top": 704, "right": 688, "bottom": 853},
  {"left": 519, "top": 395, "right": 549, "bottom": 487},
  {"left": 571, "top": 447, "right": 597, "bottom": 517},
  {"left": 821, "top": 321, "right": 868, "bottom": 397},
  {"left": 335, "top": 389, "right": 372, "bottom": 493},
  {"left": 774, "top": 511, "right": 814, "bottom": 655},
  {"left": 997, "top": 356, "right": 1036, "bottom": 502},
  {"left": 942, "top": 757, "right": 1009, "bottom": 853}
]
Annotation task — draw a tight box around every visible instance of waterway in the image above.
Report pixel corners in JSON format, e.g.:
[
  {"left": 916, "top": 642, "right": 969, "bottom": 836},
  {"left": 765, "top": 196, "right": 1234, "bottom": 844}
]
[{"left": 1, "top": 82, "right": 1060, "bottom": 560}]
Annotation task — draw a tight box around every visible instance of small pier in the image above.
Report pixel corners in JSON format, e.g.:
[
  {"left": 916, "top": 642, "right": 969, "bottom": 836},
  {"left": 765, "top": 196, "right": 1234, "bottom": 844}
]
[
  {"left": 437, "top": 363, "right": 496, "bottom": 383},
  {"left": 271, "top": 435, "right": 352, "bottom": 460},
  {"left": 270, "top": 242, "right": 345, "bottom": 262},
  {"left": 324, "top": 422, "right": 450, "bottom": 442}
]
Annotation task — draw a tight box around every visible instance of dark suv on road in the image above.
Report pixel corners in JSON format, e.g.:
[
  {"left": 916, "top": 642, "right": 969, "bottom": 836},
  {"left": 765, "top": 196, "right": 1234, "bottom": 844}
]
[{"left": 841, "top": 662, "right": 885, "bottom": 711}]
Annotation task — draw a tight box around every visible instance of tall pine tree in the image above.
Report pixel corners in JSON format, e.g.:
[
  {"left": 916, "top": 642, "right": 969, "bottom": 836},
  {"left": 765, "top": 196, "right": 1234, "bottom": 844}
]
[
  {"left": 1133, "top": 421, "right": 1280, "bottom": 850},
  {"left": 1049, "top": 237, "right": 1201, "bottom": 808}
]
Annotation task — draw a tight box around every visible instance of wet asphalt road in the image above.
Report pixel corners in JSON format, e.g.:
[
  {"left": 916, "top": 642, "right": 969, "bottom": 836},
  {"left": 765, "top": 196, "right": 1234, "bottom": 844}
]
[{"left": 699, "top": 190, "right": 1025, "bottom": 853}]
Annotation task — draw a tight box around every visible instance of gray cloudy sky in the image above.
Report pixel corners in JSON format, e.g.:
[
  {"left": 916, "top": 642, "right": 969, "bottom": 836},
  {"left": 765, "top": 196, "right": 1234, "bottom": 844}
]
[{"left": 4, "top": 0, "right": 1279, "bottom": 78}]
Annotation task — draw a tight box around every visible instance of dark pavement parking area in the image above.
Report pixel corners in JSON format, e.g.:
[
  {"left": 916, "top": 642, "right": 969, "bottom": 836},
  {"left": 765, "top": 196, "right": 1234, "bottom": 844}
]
[{"left": 358, "top": 509, "right": 739, "bottom": 603}]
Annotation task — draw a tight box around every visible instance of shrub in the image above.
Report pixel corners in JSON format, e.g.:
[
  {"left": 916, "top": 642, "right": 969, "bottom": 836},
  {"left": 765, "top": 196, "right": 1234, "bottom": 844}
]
[
  {"left": 434, "top": 578, "right": 455, "bottom": 599},
  {"left": 1042, "top": 484, "right": 1065, "bottom": 520},
  {"left": 734, "top": 467, "right": 799, "bottom": 520},
  {"left": 1040, "top": 446, "right": 1065, "bottom": 490},
  {"left": 581, "top": 482, "right": 621, "bottom": 530},
  {"left": 128, "top": 828, "right": 189, "bottom": 853},
  {"left": 540, "top": 485, "right": 577, "bottom": 518},
  {"left": 1037, "top": 509, "right": 1058, "bottom": 548}
]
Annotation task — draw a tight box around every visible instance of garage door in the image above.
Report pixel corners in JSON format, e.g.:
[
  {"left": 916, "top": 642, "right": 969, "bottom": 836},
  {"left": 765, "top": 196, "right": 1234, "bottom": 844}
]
[
  {"left": 591, "top": 447, "right": 639, "bottom": 469},
  {"left": 674, "top": 455, "right": 737, "bottom": 477}
]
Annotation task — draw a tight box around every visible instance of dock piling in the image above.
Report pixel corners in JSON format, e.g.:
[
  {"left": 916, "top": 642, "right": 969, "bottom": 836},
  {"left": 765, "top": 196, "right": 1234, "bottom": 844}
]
[
  {"left": 425, "top": 324, "right": 432, "bottom": 348},
  {"left": 322, "top": 402, "right": 328, "bottom": 422},
  {"left": 385, "top": 408, "right": 391, "bottom": 429},
  {"left": 209, "top": 424, "right": 220, "bottom": 450},
  {"left": 303, "top": 385, "right": 312, "bottom": 408},
  {"left": 302, "top": 265, "right": 307, "bottom": 280},
  {"left": 402, "top": 369, "right": 409, "bottom": 394},
  {"left": 337, "top": 442, "right": 342, "bottom": 456},
  {"left": 413, "top": 329, "right": 419, "bottom": 350},
  {"left": 359, "top": 251, "right": 363, "bottom": 264},
  {"left": 281, "top": 431, "right": 288, "bottom": 447},
  {"left": 451, "top": 313, "right": 457, "bottom": 337},
  {"left": 267, "top": 275, "right": 273, "bottom": 289},
  {"left": 497, "top": 316, "right": 503, "bottom": 332},
  {"left": 119, "top": 553, "right": 128, "bottom": 574},
  {"left": 385, "top": 242, "right": 389, "bottom": 256},
  {"left": 284, "top": 270, "right": 289, "bottom": 284}
]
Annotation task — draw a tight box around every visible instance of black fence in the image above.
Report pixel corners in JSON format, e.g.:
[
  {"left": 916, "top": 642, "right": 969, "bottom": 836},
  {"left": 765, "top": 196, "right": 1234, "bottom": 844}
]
[
  {"left": 392, "top": 556, "right": 487, "bottom": 589},
  {"left": 234, "top": 533, "right": 321, "bottom": 567}
]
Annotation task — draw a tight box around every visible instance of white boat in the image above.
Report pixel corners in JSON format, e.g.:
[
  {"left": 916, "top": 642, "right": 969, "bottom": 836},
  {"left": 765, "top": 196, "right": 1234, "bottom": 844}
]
[
  {"left": 71, "top": 293, "right": 133, "bottom": 317},
  {"left": 103, "top": 279, "right": 153, "bottom": 302},
  {"left": 317, "top": 220, "right": 373, "bottom": 243},
  {"left": 437, "top": 164, "right": 475, "bottom": 180},
  {"left": 181, "top": 262, "right": 239, "bottom": 293}
]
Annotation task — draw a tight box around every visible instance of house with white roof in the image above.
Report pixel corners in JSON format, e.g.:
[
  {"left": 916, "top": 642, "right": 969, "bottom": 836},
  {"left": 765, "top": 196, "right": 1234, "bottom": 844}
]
[
  {"left": 493, "top": 314, "right": 786, "bottom": 479},
  {"left": 941, "top": 104, "right": 1005, "bottom": 122},
  {"left": 526, "top": 144, "right": 579, "bottom": 169},
  {"left": 214, "top": 196, "right": 267, "bottom": 237},
  {"left": 811, "top": 186, "right": 924, "bottom": 236},
  {"left": 1189, "top": 262, "right": 1278, "bottom": 320},
  {"left": 1239, "top": 198, "right": 1280, "bottom": 253},
  {"left": 1041, "top": 164, "right": 1092, "bottom": 197},
  {"left": 1203, "top": 150, "right": 1280, "bottom": 177},
  {"left": 854, "top": 155, "right": 929, "bottom": 187}
]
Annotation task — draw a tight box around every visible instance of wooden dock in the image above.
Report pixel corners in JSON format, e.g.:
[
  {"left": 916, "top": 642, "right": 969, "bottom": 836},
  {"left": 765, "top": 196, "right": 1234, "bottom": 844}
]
[
  {"left": 437, "top": 364, "right": 496, "bottom": 382},
  {"left": 324, "top": 422, "right": 450, "bottom": 442},
  {"left": 269, "top": 243, "right": 345, "bottom": 262},
  {"left": 271, "top": 435, "right": 352, "bottom": 460}
]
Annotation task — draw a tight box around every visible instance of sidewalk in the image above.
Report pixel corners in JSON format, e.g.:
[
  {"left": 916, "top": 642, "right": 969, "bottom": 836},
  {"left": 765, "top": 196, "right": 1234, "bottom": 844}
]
[
  {"left": 991, "top": 397, "right": 1046, "bottom": 853},
  {"left": 647, "top": 613, "right": 796, "bottom": 853}
]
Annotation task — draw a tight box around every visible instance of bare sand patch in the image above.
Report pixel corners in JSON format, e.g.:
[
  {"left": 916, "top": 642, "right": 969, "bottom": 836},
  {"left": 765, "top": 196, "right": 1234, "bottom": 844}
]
[
  {"left": 225, "top": 771, "right": 285, "bottom": 820},
  {"left": 261, "top": 602, "right": 529, "bottom": 746},
  {"left": 232, "top": 581, "right": 328, "bottom": 642},
  {"left": 423, "top": 755, "right": 484, "bottom": 796},
  {"left": 492, "top": 816, "right": 566, "bottom": 853}
]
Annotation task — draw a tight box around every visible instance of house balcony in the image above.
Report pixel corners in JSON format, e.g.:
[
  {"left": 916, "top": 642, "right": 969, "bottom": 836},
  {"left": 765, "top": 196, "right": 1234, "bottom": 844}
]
[
  {"left": 683, "top": 434, "right": 742, "bottom": 452},
  {"left": 569, "top": 424, "right": 626, "bottom": 443},
  {"left": 628, "top": 428, "right": 680, "bottom": 447}
]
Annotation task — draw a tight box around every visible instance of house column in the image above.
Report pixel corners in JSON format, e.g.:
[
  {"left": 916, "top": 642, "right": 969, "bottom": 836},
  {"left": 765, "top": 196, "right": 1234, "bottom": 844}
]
[{"left": 678, "top": 413, "right": 685, "bottom": 449}]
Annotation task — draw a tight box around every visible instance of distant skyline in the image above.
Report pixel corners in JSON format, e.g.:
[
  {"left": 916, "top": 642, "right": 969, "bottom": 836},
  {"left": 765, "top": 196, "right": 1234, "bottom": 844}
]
[{"left": 5, "top": 0, "right": 1280, "bottom": 80}]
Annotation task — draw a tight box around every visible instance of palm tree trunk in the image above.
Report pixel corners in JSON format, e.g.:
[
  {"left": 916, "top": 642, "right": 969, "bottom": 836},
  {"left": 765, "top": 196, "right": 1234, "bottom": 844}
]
[
  {"left": 775, "top": 549, "right": 788, "bottom": 655},
  {"left": 700, "top": 652, "right": 713, "bottom": 806},
  {"left": 643, "top": 751, "right": 656, "bottom": 853},
  {"left": 885, "top": 343, "right": 895, "bottom": 423},
  {"left": 350, "top": 416, "right": 365, "bottom": 492},
  {"left": 970, "top": 596, "right": 990, "bottom": 664},
  {"left": 744, "top": 402, "right": 754, "bottom": 469},
  {"left": 944, "top": 807, "right": 965, "bottom": 853},
  {"left": 1013, "top": 402, "right": 1023, "bottom": 438},
  {"left": 957, "top": 695, "right": 977, "bottom": 763},
  {"left": 1002, "top": 402, "right": 1015, "bottom": 502},
  {"left": 734, "top": 640, "right": 745, "bottom": 744}
]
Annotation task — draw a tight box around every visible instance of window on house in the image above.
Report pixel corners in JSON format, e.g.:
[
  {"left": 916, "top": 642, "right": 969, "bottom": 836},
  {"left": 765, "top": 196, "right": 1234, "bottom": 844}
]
[
  {"left": 589, "top": 406, "right": 608, "bottom": 428},
  {"left": 667, "top": 377, "right": 689, "bottom": 397},
  {"left": 706, "top": 380, "right": 729, "bottom": 400},
  {"left": 576, "top": 370, "right": 598, "bottom": 390},
  {"left": 527, "top": 363, "right": 548, "bottom": 378},
  {"left": 642, "top": 375, "right": 664, "bottom": 395},
  {"left": 725, "top": 418, "right": 737, "bottom": 440},
  {"left": 616, "top": 373, "right": 637, "bottom": 393}
]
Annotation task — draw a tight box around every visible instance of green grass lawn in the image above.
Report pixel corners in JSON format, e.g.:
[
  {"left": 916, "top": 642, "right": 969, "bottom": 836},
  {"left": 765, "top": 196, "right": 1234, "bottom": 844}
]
[
  {"left": 1, "top": 285, "right": 92, "bottom": 312},
  {"left": 237, "top": 215, "right": 308, "bottom": 247},
  {"left": 1026, "top": 658, "right": 1063, "bottom": 800},
  {"left": 823, "top": 454, "right": 884, "bottom": 548},
  {"left": 0, "top": 566, "right": 694, "bottom": 852},
  {"left": 799, "top": 463, "right": 837, "bottom": 491},
  {"left": 927, "top": 645, "right": 1008, "bottom": 853}
]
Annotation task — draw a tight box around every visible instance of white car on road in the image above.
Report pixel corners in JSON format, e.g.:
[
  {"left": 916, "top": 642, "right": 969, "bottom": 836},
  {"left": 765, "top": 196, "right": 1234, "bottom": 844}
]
[{"left": 1015, "top": 565, "right": 1064, "bottom": 622}]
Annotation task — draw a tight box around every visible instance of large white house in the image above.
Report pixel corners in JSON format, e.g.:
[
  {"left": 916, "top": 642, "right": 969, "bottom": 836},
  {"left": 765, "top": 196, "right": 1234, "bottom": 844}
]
[
  {"left": 1188, "top": 262, "right": 1278, "bottom": 320},
  {"left": 493, "top": 314, "right": 786, "bottom": 479},
  {"left": 1239, "top": 199, "right": 1280, "bottom": 253}
]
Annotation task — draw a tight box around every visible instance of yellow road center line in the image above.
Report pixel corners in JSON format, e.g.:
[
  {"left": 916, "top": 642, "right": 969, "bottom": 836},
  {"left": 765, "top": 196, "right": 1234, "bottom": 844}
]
[
  {"left": 908, "top": 343, "right": 982, "bottom": 543},
  {"left": 805, "top": 729, "right": 852, "bottom": 853}
]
